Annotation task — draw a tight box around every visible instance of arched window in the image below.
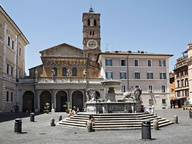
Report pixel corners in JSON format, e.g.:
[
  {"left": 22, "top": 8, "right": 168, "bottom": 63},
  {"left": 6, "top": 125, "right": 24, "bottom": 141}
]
[
  {"left": 62, "top": 68, "right": 67, "bottom": 76},
  {"left": 72, "top": 67, "right": 77, "bottom": 76},
  {"left": 94, "top": 19, "right": 96, "bottom": 26},
  {"left": 53, "top": 67, "right": 57, "bottom": 76},
  {"left": 90, "top": 31, "right": 92, "bottom": 35},
  {"left": 88, "top": 19, "right": 90, "bottom": 26}
]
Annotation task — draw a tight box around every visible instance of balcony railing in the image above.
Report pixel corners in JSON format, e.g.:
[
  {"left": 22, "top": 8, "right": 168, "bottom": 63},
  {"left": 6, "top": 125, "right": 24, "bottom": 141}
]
[{"left": 38, "top": 77, "right": 104, "bottom": 84}]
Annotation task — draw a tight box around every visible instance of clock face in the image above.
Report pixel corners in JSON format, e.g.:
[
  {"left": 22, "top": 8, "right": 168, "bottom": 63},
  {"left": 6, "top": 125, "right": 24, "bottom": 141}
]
[{"left": 87, "top": 40, "right": 97, "bottom": 49}]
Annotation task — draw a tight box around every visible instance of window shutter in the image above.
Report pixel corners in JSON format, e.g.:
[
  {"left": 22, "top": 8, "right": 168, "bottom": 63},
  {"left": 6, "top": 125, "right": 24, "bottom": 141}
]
[{"left": 163, "top": 60, "right": 166, "bottom": 67}]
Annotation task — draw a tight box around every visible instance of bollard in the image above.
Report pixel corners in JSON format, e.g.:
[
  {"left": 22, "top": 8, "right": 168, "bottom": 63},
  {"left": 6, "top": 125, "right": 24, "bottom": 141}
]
[
  {"left": 153, "top": 118, "right": 158, "bottom": 130},
  {"left": 50, "top": 118, "right": 56, "bottom": 126},
  {"left": 141, "top": 120, "right": 151, "bottom": 140},
  {"left": 174, "top": 115, "right": 178, "bottom": 124},
  {"left": 14, "top": 118, "right": 22, "bottom": 133},
  {"left": 87, "top": 120, "right": 92, "bottom": 132},
  {"left": 189, "top": 110, "right": 192, "bottom": 118},
  {"left": 30, "top": 113, "right": 35, "bottom": 122},
  {"left": 59, "top": 115, "right": 62, "bottom": 121}
]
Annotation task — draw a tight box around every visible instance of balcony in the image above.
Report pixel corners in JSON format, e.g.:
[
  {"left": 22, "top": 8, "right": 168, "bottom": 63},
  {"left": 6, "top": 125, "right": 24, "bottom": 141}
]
[
  {"left": 17, "top": 77, "right": 104, "bottom": 85},
  {"left": 174, "top": 60, "right": 187, "bottom": 70},
  {"left": 38, "top": 77, "right": 104, "bottom": 84}
]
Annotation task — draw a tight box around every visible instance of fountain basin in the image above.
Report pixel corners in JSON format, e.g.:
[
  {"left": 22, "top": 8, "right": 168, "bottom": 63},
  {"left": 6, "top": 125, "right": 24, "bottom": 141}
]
[
  {"left": 86, "top": 101, "right": 142, "bottom": 113},
  {"left": 101, "top": 80, "right": 121, "bottom": 88}
]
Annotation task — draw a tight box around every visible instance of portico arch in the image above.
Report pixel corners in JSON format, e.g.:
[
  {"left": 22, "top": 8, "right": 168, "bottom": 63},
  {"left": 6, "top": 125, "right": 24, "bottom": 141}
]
[
  {"left": 72, "top": 91, "right": 83, "bottom": 111},
  {"left": 40, "top": 91, "right": 51, "bottom": 112},
  {"left": 23, "top": 91, "right": 34, "bottom": 112},
  {"left": 56, "top": 91, "right": 67, "bottom": 112}
]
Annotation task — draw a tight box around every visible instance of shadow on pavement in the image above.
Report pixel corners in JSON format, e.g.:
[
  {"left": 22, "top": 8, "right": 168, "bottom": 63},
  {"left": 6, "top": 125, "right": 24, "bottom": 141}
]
[{"left": 0, "top": 112, "right": 44, "bottom": 123}]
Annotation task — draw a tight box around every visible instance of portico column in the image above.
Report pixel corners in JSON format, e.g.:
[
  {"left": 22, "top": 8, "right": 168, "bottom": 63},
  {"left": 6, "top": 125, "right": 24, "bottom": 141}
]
[
  {"left": 51, "top": 89, "right": 55, "bottom": 112},
  {"left": 84, "top": 89, "right": 87, "bottom": 104},
  {"left": 35, "top": 90, "right": 39, "bottom": 112},
  {"left": 68, "top": 89, "right": 71, "bottom": 106}
]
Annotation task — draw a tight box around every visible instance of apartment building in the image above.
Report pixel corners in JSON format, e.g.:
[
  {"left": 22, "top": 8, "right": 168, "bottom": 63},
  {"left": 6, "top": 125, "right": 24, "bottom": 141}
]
[
  {"left": 173, "top": 51, "right": 189, "bottom": 107},
  {"left": 169, "top": 72, "right": 176, "bottom": 108},
  {"left": 0, "top": 6, "right": 29, "bottom": 112},
  {"left": 97, "top": 51, "right": 173, "bottom": 109}
]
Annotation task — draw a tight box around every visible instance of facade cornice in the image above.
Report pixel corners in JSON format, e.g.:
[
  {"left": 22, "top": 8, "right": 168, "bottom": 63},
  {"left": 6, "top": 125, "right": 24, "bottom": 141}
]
[{"left": 0, "top": 6, "right": 29, "bottom": 45}]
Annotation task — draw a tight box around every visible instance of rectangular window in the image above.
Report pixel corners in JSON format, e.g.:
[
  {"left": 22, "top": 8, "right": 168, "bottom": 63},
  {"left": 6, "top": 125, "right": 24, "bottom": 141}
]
[
  {"left": 11, "top": 92, "right": 13, "bottom": 102},
  {"left": 120, "top": 72, "right": 126, "bottom": 79},
  {"left": 181, "top": 79, "right": 184, "bottom": 87},
  {"left": 159, "top": 60, "right": 166, "bottom": 67},
  {"left": 149, "top": 99, "right": 153, "bottom": 104},
  {"left": 12, "top": 40, "right": 14, "bottom": 50},
  {"left": 121, "top": 85, "right": 126, "bottom": 92},
  {"left": 148, "top": 85, "right": 153, "bottom": 93},
  {"left": 134, "top": 72, "right": 140, "bottom": 79},
  {"left": 161, "top": 85, "right": 165, "bottom": 93},
  {"left": 8, "top": 36, "right": 10, "bottom": 46},
  {"left": 185, "top": 90, "right": 189, "bottom": 96},
  {"left": 160, "top": 73, "right": 166, "bottom": 79},
  {"left": 135, "top": 85, "right": 140, "bottom": 89},
  {"left": 106, "top": 59, "right": 112, "bottom": 66},
  {"left": 147, "top": 72, "right": 153, "bottom": 79},
  {"left": 19, "top": 71, "right": 21, "bottom": 78},
  {"left": 177, "top": 80, "right": 180, "bottom": 88},
  {"left": 185, "top": 79, "right": 188, "bottom": 86},
  {"left": 171, "top": 88, "right": 174, "bottom": 93},
  {"left": 11, "top": 66, "right": 13, "bottom": 76},
  {"left": 7, "top": 64, "right": 9, "bottom": 74},
  {"left": 181, "top": 71, "right": 183, "bottom": 77},
  {"left": 185, "top": 70, "right": 188, "bottom": 76},
  {"left": 6, "top": 91, "right": 9, "bottom": 102},
  {"left": 177, "top": 72, "right": 179, "bottom": 78},
  {"left": 106, "top": 72, "right": 113, "bottom": 79},
  {"left": 19, "top": 48, "right": 21, "bottom": 56},
  {"left": 134, "top": 59, "right": 139, "bottom": 66},
  {"left": 162, "top": 99, "right": 166, "bottom": 104},
  {"left": 120, "top": 59, "right": 126, "bottom": 66},
  {"left": 148, "top": 60, "right": 152, "bottom": 67},
  {"left": 177, "top": 91, "right": 180, "bottom": 97}
]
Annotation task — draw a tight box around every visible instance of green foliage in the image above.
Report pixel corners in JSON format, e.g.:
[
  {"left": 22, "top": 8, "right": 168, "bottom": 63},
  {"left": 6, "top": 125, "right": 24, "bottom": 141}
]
[
  {"left": 13, "top": 102, "right": 19, "bottom": 110},
  {"left": 44, "top": 103, "right": 50, "bottom": 110},
  {"left": 63, "top": 102, "right": 71, "bottom": 110}
]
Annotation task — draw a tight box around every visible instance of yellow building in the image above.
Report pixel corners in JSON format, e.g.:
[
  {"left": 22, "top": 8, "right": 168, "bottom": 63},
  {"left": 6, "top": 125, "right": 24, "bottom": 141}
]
[{"left": 17, "top": 7, "right": 103, "bottom": 112}]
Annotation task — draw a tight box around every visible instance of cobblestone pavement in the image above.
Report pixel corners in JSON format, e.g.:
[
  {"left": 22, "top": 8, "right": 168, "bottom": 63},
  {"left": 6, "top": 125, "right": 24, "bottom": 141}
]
[{"left": 0, "top": 109, "right": 191, "bottom": 144}]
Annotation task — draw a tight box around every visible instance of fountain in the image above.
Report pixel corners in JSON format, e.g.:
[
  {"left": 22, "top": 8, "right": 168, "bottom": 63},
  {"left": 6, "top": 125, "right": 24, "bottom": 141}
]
[
  {"left": 58, "top": 80, "right": 173, "bottom": 130},
  {"left": 86, "top": 80, "right": 143, "bottom": 113}
]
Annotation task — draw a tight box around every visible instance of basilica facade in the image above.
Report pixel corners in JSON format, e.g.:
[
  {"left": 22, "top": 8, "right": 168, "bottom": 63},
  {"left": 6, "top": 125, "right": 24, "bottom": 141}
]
[{"left": 17, "top": 7, "right": 104, "bottom": 112}]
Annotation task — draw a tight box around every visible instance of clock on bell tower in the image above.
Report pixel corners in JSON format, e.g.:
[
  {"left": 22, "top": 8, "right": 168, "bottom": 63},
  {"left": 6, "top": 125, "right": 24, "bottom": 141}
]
[{"left": 82, "top": 7, "right": 101, "bottom": 51}]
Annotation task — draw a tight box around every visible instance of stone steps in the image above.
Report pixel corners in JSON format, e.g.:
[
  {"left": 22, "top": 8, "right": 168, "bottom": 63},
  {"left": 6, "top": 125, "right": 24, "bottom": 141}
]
[{"left": 57, "top": 112, "right": 173, "bottom": 131}]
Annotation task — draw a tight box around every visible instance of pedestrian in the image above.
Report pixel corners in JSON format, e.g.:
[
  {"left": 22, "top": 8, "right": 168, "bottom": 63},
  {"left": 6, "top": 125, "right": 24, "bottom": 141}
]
[{"left": 152, "top": 104, "right": 154, "bottom": 114}]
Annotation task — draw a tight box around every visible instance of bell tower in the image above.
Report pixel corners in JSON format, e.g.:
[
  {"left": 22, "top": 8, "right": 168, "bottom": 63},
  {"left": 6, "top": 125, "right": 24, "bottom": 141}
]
[{"left": 82, "top": 7, "right": 101, "bottom": 52}]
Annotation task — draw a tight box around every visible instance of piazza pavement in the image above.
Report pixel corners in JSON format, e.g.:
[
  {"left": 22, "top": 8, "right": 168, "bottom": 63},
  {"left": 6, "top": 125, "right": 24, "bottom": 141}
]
[{"left": 0, "top": 108, "right": 191, "bottom": 144}]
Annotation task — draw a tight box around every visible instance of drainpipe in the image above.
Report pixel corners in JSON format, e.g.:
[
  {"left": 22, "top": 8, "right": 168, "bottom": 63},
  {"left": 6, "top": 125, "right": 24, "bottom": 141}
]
[{"left": 127, "top": 55, "right": 129, "bottom": 91}]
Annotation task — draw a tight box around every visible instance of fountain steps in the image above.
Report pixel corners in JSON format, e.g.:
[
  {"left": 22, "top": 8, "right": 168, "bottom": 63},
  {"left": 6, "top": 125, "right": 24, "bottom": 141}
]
[{"left": 57, "top": 113, "right": 173, "bottom": 130}]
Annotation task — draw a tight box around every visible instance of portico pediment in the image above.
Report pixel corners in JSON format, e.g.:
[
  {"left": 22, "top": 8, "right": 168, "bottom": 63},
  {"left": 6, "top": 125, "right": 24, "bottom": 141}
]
[{"left": 40, "top": 43, "right": 85, "bottom": 58}]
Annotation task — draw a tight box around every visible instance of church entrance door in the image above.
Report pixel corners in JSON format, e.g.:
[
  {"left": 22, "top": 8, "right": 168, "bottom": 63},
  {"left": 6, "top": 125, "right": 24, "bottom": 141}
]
[
  {"left": 56, "top": 91, "right": 67, "bottom": 112},
  {"left": 72, "top": 91, "right": 83, "bottom": 111},
  {"left": 23, "top": 91, "right": 34, "bottom": 112},
  {"left": 40, "top": 91, "right": 51, "bottom": 112}
]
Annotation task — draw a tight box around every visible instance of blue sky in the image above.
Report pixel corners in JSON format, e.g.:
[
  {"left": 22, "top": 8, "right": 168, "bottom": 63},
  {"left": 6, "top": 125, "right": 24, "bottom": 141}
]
[{"left": 1, "top": 0, "right": 192, "bottom": 75}]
